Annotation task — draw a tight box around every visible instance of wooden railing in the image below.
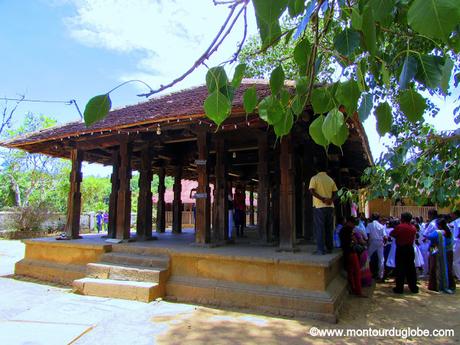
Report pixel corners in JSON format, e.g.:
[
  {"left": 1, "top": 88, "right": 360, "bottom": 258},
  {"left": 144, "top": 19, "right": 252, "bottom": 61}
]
[{"left": 390, "top": 206, "right": 436, "bottom": 220}]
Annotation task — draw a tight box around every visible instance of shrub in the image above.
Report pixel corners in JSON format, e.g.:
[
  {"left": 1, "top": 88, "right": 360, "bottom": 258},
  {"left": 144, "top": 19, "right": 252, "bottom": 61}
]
[{"left": 6, "top": 202, "right": 52, "bottom": 232}]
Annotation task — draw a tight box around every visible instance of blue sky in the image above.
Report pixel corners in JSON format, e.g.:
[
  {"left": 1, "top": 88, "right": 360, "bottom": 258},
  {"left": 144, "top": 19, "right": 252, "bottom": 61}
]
[{"left": 1, "top": 0, "right": 458, "bottom": 176}]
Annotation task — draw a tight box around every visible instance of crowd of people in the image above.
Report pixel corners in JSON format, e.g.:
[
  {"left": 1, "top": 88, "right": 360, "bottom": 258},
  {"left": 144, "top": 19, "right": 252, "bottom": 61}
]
[{"left": 335, "top": 210, "right": 460, "bottom": 297}]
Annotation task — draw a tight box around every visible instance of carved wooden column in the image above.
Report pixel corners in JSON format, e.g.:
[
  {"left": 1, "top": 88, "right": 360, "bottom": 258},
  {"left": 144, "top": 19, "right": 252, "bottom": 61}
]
[
  {"left": 195, "top": 131, "right": 211, "bottom": 244},
  {"left": 213, "top": 135, "right": 228, "bottom": 242},
  {"left": 303, "top": 147, "right": 314, "bottom": 241},
  {"left": 108, "top": 150, "right": 120, "bottom": 239},
  {"left": 249, "top": 186, "right": 255, "bottom": 226},
  {"left": 65, "top": 149, "right": 83, "bottom": 239},
  {"left": 172, "top": 165, "right": 182, "bottom": 234},
  {"left": 116, "top": 141, "right": 132, "bottom": 240},
  {"left": 257, "top": 133, "right": 270, "bottom": 242},
  {"left": 156, "top": 166, "right": 166, "bottom": 233},
  {"left": 136, "top": 146, "right": 153, "bottom": 240},
  {"left": 279, "top": 135, "right": 296, "bottom": 251},
  {"left": 271, "top": 149, "right": 280, "bottom": 241}
]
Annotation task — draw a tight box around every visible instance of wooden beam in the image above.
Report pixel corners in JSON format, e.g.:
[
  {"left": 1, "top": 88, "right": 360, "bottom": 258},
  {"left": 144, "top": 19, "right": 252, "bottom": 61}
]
[
  {"left": 136, "top": 145, "right": 154, "bottom": 240},
  {"left": 116, "top": 141, "right": 132, "bottom": 240},
  {"left": 108, "top": 150, "right": 120, "bottom": 239},
  {"left": 257, "top": 133, "right": 270, "bottom": 242},
  {"left": 172, "top": 164, "right": 183, "bottom": 234},
  {"left": 279, "top": 134, "right": 296, "bottom": 251},
  {"left": 65, "top": 149, "right": 83, "bottom": 239},
  {"left": 195, "top": 131, "right": 211, "bottom": 244},
  {"left": 156, "top": 166, "right": 166, "bottom": 233}
]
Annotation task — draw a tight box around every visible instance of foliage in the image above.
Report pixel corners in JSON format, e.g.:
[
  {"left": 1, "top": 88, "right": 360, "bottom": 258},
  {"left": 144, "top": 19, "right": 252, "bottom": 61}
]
[
  {"left": 81, "top": 176, "right": 111, "bottom": 212},
  {"left": 361, "top": 123, "right": 460, "bottom": 208},
  {"left": 84, "top": 0, "right": 460, "bottom": 149},
  {"left": 6, "top": 201, "right": 52, "bottom": 232}
]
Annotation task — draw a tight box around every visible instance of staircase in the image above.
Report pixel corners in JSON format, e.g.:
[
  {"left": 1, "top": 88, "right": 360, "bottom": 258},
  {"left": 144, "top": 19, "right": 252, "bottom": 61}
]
[{"left": 73, "top": 245, "right": 170, "bottom": 302}]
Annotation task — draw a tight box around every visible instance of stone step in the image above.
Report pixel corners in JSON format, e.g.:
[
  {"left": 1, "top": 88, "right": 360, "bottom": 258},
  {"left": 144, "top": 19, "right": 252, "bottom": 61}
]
[
  {"left": 86, "top": 262, "right": 168, "bottom": 283},
  {"left": 100, "top": 252, "right": 169, "bottom": 269},
  {"left": 73, "top": 277, "right": 163, "bottom": 302},
  {"left": 15, "top": 259, "right": 86, "bottom": 286},
  {"left": 111, "top": 244, "right": 164, "bottom": 256}
]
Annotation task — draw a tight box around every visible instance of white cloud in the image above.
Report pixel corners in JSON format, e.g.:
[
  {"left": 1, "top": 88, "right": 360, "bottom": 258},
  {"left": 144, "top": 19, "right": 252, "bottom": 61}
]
[{"left": 64, "top": 0, "right": 255, "bottom": 91}]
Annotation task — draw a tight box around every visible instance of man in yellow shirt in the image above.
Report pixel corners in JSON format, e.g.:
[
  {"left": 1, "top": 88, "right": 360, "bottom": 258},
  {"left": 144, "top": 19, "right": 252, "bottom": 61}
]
[{"left": 309, "top": 160, "right": 338, "bottom": 255}]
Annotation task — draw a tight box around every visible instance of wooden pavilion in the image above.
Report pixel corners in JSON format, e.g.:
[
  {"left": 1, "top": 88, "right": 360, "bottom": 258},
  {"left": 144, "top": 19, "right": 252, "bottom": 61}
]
[
  {"left": 3, "top": 79, "right": 371, "bottom": 247},
  {"left": 2, "top": 80, "right": 372, "bottom": 322}
]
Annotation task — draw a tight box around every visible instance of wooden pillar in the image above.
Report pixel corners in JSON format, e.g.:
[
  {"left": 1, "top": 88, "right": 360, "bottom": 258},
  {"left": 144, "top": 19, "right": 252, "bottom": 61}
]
[
  {"left": 295, "top": 153, "right": 303, "bottom": 239},
  {"left": 303, "top": 147, "right": 314, "bottom": 241},
  {"left": 271, "top": 150, "right": 280, "bottom": 241},
  {"left": 136, "top": 146, "right": 153, "bottom": 240},
  {"left": 116, "top": 141, "right": 132, "bottom": 240},
  {"left": 108, "top": 150, "right": 120, "bottom": 239},
  {"left": 172, "top": 165, "right": 182, "bottom": 234},
  {"left": 156, "top": 167, "right": 166, "bottom": 233},
  {"left": 65, "top": 149, "right": 83, "bottom": 239},
  {"left": 213, "top": 136, "right": 228, "bottom": 242},
  {"left": 279, "top": 135, "right": 296, "bottom": 251},
  {"left": 249, "top": 186, "right": 255, "bottom": 226},
  {"left": 257, "top": 133, "right": 270, "bottom": 242},
  {"left": 195, "top": 131, "right": 211, "bottom": 244}
]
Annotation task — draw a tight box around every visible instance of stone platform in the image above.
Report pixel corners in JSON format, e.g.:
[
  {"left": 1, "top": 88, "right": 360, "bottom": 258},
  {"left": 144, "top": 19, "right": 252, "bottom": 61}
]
[{"left": 15, "top": 229, "right": 346, "bottom": 323}]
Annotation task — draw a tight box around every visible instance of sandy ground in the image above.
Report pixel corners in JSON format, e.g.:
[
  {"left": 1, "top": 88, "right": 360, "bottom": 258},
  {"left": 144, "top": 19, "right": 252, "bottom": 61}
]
[{"left": 0, "top": 239, "right": 459, "bottom": 345}]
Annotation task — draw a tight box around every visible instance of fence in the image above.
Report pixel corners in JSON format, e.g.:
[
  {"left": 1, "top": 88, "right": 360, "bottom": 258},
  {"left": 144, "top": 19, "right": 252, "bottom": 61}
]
[{"left": 390, "top": 206, "right": 437, "bottom": 220}]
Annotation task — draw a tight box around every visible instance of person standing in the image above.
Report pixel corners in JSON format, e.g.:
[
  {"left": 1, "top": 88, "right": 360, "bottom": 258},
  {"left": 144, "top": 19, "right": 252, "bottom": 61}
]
[
  {"left": 309, "top": 160, "right": 338, "bottom": 255},
  {"left": 390, "top": 212, "right": 419, "bottom": 294},
  {"left": 233, "top": 186, "right": 246, "bottom": 237},
  {"left": 449, "top": 210, "right": 460, "bottom": 280},
  {"left": 95, "top": 211, "right": 103, "bottom": 234},
  {"left": 367, "top": 213, "right": 387, "bottom": 282},
  {"left": 103, "top": 211, "right": 109, "bottom": 232}
]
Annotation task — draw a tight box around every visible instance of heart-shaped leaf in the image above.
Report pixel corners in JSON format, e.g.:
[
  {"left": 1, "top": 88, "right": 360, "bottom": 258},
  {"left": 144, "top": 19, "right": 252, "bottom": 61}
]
[
  {"left": 309, "top": 114, "right": 329, "bottom": 148},
  {"left": 322, "top": 108, "right": 345, "bottom": 142},
  {"left": 84, "top": 94, "right": 112, "bottom": 126},
  {"left": 375, "top": 102, "right": 392, "bottom": 136},
  {"left": 204, "top": 90, "right": 231, "bottom": 126},
  {"left": 258, "top": 95, "right": 284, "bottom": 125},
  {"left": 358, "top": 93, "right": 373, "bottom": 122},
  {"left": 274, "top": 109, "right": 294, "bottom": 137},
  {"left": 293, "top": 38, "right": 311, "bottom": 73},
  {"left": 335, "top": 80, "right": 360, "bottom": 115},
  {"left": 333, "top": 28, "right": 360, "bottom": 56},
  {"left": 311, "top": 87, "right": 335, "bottom": 114},
  {"left": 331, "top": 123, "right": 349, "bottom": 147},
  {"left": 243, "top": 86, "right": 258, "bottom": 114},
  {"left": 270, "top": 65, "right": 285, "bottom": 95},
  {"left": 206, "top": 67, "right": 228, "bottom": 93},
  {"left": 231, "top": 63, "right": 246, "bottom": 89},
  {"left": 399, "top": 55, "right": 417, "bottom": 90},
  {"left": 398, "top": 90, "right": 427, "bottom": 123}
]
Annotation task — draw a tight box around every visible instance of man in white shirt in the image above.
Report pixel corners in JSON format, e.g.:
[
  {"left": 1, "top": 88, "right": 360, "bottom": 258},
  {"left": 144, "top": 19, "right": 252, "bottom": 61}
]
[
  {"left": 367, "top": 213, "right": 387, "bottom": 281},
  {"left": 449, "top": 210, "right": 460, "bottom": 279}
]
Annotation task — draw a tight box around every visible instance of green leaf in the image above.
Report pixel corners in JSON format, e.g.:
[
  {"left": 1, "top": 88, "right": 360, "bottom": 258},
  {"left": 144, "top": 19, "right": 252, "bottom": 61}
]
[
  {"left": 84, "top": 94, "right": 112, "bottom": 126},
  {"left": 351, "top": 8, "right": 362, "bottom": 31},
  {"left": 280, "top": 88, "right": 291, "bottom": 107},
  {"left": 381, "top": 61, "right": 390, "bottom": 87},
  {"left": 368, "top": 0, "right": 395, "bottom": 25},
  {"left": 399, "top": 56, "right": 417, "bottom": 90},
  {"left": 291, "top": 94, "right": 307, "bottom": 116},
  {"left": 331, "top": 123, "right": 349, "bottom": 147},
  {"left": 252, "top": 0, "right": 288, "bottom": 48},
  {"left": 295, "top": 76, "right": 308, "bottom": 95},
  {"left": 204, "top": 90, "right": 231, "bottom": 126},
  {"left": 398, "top": 90, "right": 427, "bottom": 123},
  {"left": 288, "top": 0, "right": 304, "bottom": 17},
  {"left": 357, "top": 59, "right": 367, "bottom": 91},
  {"left": 243, "top": 86, "right": 257, "bottom": 114},
  {"left": 375, "top": 102, "right": 392, "bottom": 136},
  {"left": 293, "top": 38, "right": 311, "bottom": 73},
  {"left": 270, "top": 65, "right": 285, "bottom": 95},
  {"left": 358, "top": 93, "right": 373, "bottom": 122},
  {"left": 206, "top": 67, "right": 228, "bottom": 93},
  {"left": 309, "top": 115, "right": 329, "bottom": 148},
  {"left": 231, "top": 63, "right": 246, "bottom": 89},
  {"left": 416, "top": 55, "right": 443, "bottom": 89},
  {"left": 333, "top": 28, "right": 361, "bottom": 56},
  {"left": 322, "top": 108, "right": 345, "bottom": 142},
  {"left": 258, "top": 96, "right": 284, "bottom": 125},
  {"left": 220, "top": 84, "right": 235, "bottom": 103},
  {"left": 440, "top": 57, "right": 454, "bottom": 95},
  {"left": 335, "top": 80, "right": 360, "bottom": 115},
  {"left": 274, "top": 109, "right": 294, "bottom": 137},
  {"left": 408, "top": 0, "right": 460, "bottom": 42},
  {"left": 311, "top": 87, "right": 335, "bottom": 114},
  {"left": 361, "top": 5, "right": 377, "bottom": 56}
]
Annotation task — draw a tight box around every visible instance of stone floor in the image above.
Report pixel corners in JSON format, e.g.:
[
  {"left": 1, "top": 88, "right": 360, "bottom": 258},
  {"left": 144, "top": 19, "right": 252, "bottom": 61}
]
[{"left": 1, "top": 239, "right": 459, "bottom": 345}]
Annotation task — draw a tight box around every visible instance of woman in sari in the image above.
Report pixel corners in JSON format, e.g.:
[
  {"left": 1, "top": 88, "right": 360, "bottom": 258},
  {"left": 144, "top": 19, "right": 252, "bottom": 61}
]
[
  {"left": 426, "top": 219, "right": 454, "bottom": 294},
  {"left": 354, "top": 225, "right": 373, "bottom": 287},
  {"left": 340, "top": 218, "right": 366, "bottom": 297}
]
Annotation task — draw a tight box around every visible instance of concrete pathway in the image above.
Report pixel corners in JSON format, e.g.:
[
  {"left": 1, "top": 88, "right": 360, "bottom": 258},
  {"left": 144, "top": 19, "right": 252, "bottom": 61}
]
[{"left": 1, "top": 239, "right": 459, "bottom": 345}]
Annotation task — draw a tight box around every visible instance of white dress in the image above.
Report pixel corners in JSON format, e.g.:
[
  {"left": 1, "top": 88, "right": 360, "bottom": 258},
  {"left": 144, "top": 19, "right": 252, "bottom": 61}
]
[{"left": 386, "top": 238, "right": 424, "bottom": 268}]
